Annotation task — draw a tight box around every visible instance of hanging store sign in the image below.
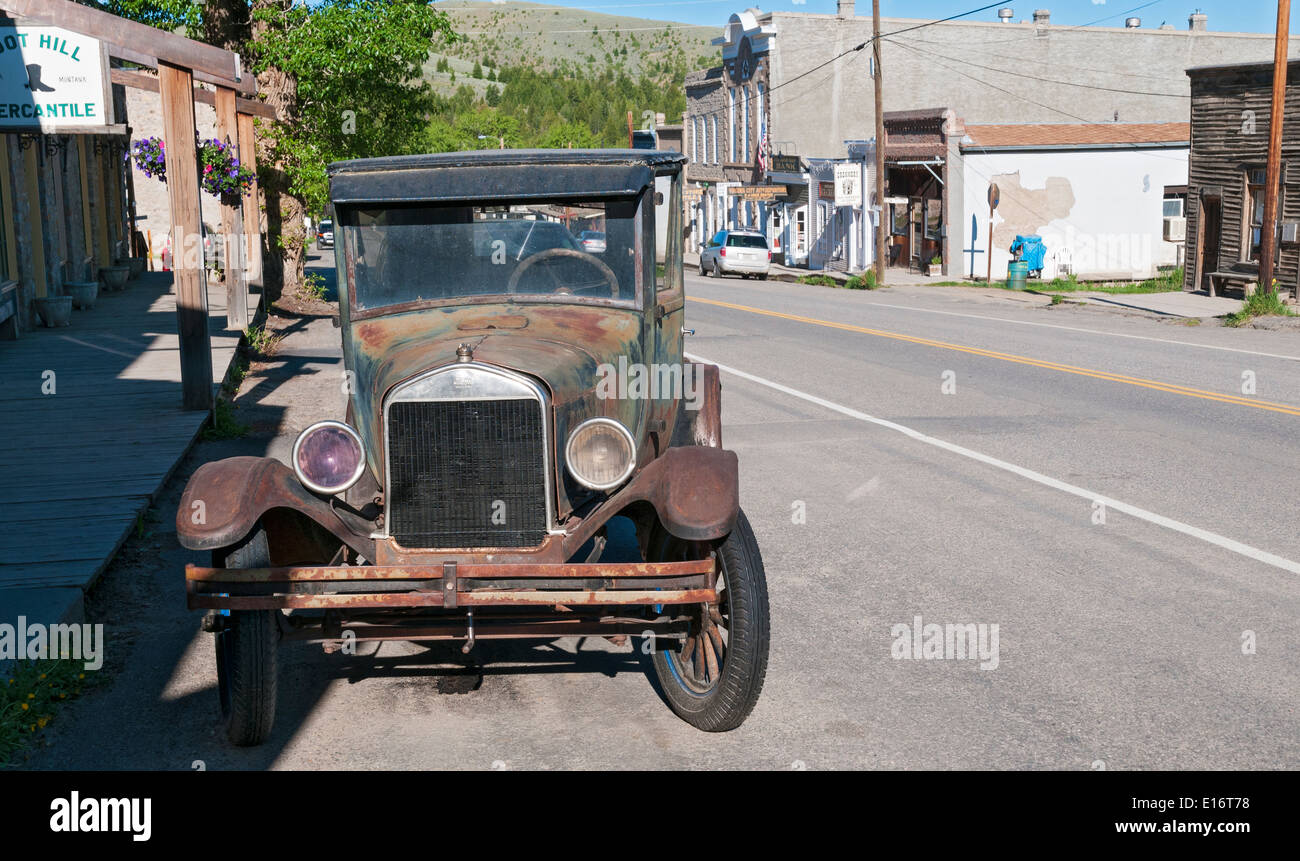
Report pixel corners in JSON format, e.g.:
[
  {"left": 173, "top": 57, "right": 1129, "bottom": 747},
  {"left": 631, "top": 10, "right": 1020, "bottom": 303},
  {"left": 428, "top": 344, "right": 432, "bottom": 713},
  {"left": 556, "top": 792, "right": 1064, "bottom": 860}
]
[
  {"left": 834, "top": 163, "right": 862, "bottom": 208},
  {"left": 0, "top": 26, "right": 111, "bottom": 130},
  {"left": 732, "top": 185, "right": 787, "bottom": 201},
  {"left": 818, "top": 181, "right": 836, "bottom": 200},
  {"left": 770, "top": 154, "right": 804, "bottom": 174}
]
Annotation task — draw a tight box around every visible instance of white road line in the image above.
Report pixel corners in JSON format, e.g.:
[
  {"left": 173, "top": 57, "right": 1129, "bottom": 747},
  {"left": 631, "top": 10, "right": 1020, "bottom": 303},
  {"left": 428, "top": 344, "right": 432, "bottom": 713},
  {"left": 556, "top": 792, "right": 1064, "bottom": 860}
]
[
  {"left": 687, "top": 352, "right": 1300, "bottom": 577},
  {"left": 690, "top": 281, "right": 1300, "bottom": 362}
]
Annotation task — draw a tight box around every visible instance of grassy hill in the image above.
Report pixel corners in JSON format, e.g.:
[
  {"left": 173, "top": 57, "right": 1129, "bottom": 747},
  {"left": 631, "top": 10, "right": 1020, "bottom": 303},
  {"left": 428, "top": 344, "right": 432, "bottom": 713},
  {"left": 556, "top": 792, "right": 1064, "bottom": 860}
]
[{"left": 426, "top": 0, "right": 716, "bottom": 92}]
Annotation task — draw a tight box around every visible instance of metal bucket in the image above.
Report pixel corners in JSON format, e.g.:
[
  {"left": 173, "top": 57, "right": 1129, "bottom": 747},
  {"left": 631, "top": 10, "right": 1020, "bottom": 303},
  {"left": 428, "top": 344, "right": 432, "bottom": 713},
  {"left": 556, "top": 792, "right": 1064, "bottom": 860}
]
[{"left": 1007, "top": 261, "right": 1029, "bottom": 290}]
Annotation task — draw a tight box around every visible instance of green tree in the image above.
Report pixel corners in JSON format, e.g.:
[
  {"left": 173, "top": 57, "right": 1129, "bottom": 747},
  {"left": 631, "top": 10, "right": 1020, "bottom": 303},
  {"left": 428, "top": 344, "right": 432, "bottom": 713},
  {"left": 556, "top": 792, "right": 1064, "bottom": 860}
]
[
  {"left": 94, "top": 0, "right": 456, "bottom": 298},
  {"left": 472, "top": 61, "right": 483, "bottom": 79}
]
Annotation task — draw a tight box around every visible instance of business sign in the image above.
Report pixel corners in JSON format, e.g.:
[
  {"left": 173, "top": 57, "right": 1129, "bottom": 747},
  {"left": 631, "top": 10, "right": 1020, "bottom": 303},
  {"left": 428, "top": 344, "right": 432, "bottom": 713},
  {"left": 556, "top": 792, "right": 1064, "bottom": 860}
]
[
  {"left": 834, "top": 163, "right": 861, "bottom": 207},
  {"left": 732, "top": 185, "right": 787, "bottom": 201},
  {"left": 0, "top": 26, "right": 111, "bottom": 129},
  {"left": 818, "top": 181, "right": 836, "bottom": 200},
  {"left": 770, "top": 154, "right": 804, "bottom": 174}
]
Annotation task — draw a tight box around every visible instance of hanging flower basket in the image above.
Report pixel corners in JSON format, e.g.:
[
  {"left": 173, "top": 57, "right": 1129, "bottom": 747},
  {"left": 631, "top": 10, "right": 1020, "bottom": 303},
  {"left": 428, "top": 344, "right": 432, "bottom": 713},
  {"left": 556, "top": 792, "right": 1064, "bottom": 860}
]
[{"left": 128, "top": 135, "right": 255, "bottom": 199}]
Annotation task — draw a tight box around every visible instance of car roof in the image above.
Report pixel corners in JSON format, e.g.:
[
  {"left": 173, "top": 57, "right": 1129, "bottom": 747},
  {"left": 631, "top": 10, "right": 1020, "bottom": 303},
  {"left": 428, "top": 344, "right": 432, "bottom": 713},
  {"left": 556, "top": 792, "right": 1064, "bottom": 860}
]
[
  {"left": 330, "top": 148, "right": 684, "bottom": 173},
  {"left": 328, "top": 149, "right": 685, "bottom": 205}
]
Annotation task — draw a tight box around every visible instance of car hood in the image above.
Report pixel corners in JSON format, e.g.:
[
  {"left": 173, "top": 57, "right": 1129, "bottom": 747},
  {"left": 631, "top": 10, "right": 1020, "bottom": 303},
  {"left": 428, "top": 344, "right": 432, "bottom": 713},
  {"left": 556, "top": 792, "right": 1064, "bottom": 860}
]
[{"left": 347, "top": 302, "right": 647, "bottom": 487}]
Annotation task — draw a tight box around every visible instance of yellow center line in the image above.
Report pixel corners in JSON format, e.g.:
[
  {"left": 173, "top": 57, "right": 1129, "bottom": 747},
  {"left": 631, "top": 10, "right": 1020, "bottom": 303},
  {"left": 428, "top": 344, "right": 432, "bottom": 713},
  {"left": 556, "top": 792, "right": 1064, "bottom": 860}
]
[{"left": 690, "top": 296, "right": 1300, "bottom": 418}]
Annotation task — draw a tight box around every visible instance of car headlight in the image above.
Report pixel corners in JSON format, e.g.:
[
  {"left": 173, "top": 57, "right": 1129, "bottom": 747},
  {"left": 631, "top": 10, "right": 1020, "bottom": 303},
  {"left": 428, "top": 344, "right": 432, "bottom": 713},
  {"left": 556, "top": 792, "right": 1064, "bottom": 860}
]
[
  {"left": 292, "top": 420, "right": 367, "bottom": 494},
  {"left": 565, "top": 418, "right": 636, "bottom": 490}
]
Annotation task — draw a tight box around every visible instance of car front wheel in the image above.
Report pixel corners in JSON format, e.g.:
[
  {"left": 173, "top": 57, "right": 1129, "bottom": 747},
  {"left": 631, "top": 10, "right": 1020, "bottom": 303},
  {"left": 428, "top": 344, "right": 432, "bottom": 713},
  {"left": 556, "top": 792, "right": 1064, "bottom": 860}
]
[
  {"left": 646, "top": 510, "right": 770, "bottom": 732},
  {"left": 213, "top": 525, "right": 279, "bottom": 746}
]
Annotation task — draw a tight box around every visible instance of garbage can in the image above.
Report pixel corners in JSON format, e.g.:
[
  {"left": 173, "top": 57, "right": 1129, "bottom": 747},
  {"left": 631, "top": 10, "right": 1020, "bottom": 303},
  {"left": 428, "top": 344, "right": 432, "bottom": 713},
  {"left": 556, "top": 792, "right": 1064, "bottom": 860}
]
[{"left": 1007, "top": 261, "right": 1029, "bottom": 290}]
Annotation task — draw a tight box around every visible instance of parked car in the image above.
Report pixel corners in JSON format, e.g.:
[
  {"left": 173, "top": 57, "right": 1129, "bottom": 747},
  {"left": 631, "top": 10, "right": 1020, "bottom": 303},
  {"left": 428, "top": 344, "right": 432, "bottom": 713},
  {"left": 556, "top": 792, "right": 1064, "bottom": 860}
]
[
  {"left": 577, "top": 229, "right": 607, "bottom": 253},
  {"left": 316, "top": 218, "right": 334, "bottom": 250},
  {"left": 177, "top": 149, "right": 770, "bottom": 745},
  {"left": 160, "top": 222, "right": 222, "bottom": 273},
  {"left": 700, "top": 229, "right": 771, "bottom": 279}
]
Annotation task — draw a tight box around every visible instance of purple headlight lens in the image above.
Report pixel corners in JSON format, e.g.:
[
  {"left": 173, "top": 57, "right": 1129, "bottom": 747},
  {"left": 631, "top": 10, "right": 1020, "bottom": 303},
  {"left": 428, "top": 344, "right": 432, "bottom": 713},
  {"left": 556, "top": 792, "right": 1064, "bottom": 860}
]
[{"left": 296, "top": 425, "right": 362, "bottom": 491}]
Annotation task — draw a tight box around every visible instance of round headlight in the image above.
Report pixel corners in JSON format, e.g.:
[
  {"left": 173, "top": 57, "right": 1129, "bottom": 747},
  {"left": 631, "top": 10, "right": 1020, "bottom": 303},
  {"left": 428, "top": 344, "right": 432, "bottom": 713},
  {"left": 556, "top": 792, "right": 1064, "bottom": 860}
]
[
  {"left": 565, "top": 418, "right": 636, "bottom": 490},
  {"left": 292, "top": 420, "right": 367, "bottom": 494}
]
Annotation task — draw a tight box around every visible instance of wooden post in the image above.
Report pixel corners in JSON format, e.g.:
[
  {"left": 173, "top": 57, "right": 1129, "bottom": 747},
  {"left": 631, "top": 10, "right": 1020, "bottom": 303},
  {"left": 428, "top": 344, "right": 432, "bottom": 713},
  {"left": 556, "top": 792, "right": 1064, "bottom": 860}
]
[
  {"left": 1260, "top": 0, "right": 1290, "bottom": 294},
  {"left": 872, "top": 0, "right": 886, "bottom": 285},
  {"left": 158, "top": 61, "right": 213, "bottom": 412},
  {"left": 236, "top": 111, "right": 263, "bottom": 288},
  {"left": 627, "top": 110, "right": 634, "bottom": 149},
  {"left": 215, "top": 86, "right": 247, "bottom": 330}
]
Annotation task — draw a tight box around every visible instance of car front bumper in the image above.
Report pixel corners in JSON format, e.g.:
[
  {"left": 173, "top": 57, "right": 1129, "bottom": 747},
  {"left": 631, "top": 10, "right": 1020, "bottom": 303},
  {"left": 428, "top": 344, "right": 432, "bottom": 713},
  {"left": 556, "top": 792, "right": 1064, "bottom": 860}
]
[{"left": 186, "top": 557, "right": 716, "bottom": 611}]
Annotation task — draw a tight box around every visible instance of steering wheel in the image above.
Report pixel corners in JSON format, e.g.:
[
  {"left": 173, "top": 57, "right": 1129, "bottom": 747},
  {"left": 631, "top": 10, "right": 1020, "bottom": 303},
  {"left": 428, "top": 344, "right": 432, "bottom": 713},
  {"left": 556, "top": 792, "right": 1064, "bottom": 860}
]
[{"left": 505, "top": 247, "right": 620, "bottom": 298}]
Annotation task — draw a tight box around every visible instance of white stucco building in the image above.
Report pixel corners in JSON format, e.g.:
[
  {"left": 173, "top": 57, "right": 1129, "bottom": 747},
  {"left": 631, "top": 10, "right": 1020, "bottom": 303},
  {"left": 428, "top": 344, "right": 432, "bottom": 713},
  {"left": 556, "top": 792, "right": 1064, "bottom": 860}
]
[{"left": 959, "top": 123, "right": 1190, "bottom": 281}]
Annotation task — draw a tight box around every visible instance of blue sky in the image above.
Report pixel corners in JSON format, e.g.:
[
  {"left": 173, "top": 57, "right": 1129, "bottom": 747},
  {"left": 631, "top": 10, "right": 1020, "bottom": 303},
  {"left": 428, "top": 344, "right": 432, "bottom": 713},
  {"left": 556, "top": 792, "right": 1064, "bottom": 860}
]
[{"left": 470, "top": 1, "right": 1283, "bottom": 35}]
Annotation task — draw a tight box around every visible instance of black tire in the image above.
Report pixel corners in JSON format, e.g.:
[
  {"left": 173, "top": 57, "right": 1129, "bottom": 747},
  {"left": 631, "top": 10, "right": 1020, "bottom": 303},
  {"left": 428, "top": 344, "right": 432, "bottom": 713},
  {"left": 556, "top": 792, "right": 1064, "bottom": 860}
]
[
  {"left": 699, "top": 259, "right": 708, "bottom": 276},
  {"left": 713, "top": 260, "right": 723, "bottom": 279},
  {"left": 759, "top": 274, "right": 769, "bottom": 281},
  {"left": 213, "top": 526, "right": 279, "bottom": 746},
  {"left": 648, "top": 509, "right": 769, "bottom": 732}
]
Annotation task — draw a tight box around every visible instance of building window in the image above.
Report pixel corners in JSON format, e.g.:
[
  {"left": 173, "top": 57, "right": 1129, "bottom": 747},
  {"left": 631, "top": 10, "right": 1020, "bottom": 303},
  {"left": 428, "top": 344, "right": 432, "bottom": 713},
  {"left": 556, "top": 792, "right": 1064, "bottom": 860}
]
[
  {"left": 1245, "top": 167, "right": 1270, "bottom": 263},
  {"left": 711, "top": 116, "right": 719, "bottom": 163},
  {"left": 742, "top": 86, "right": 751, "bottom": 162},
  {"left": 757, "top": 82, "right": 765, "bottom": 156},
  {"left": 795, "top": 208, "right": 807, "bottom": 254},
  {"left": 925, "top": 199, "right": 942, "bottom": 240},
  {"left": 1162, "top": 187, "right": 1186, "bottom": 218},
  {"left": 728, "top": 89, "right": 736, "bottom": 163},
  {"left": 700, "top": 118, "right": 707, "bottom": 165}
]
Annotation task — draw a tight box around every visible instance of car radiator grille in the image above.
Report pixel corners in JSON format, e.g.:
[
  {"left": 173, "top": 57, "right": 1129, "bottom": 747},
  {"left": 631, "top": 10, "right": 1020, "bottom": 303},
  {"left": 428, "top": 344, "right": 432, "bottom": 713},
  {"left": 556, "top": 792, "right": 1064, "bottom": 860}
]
[{"left": 387, "top": 399, "right": 548, "bottom": 548}]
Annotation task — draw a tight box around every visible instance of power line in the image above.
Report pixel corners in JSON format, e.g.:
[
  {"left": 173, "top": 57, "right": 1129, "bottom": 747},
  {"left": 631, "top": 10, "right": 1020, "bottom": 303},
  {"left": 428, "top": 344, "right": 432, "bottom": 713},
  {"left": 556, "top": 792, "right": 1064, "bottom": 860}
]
[
  {"left": 887, "top": 39, "right": 1190, "bottom": 162},
  {"left": 685, "top": 1, "right": 1007, "bottom": 128}
]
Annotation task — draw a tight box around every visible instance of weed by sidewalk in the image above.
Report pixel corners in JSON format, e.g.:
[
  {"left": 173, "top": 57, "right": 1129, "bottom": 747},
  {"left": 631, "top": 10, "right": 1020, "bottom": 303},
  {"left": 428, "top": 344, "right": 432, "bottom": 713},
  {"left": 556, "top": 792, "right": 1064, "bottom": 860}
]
[
  {"left": 797, "top": 271, "right": 880, "bottom": 290},
  {"left": 1, "top": 659, "right": 95, "bottom": 767},
  {"left": 1224, "top": 290, "right": 1298, "bottom": 328}
]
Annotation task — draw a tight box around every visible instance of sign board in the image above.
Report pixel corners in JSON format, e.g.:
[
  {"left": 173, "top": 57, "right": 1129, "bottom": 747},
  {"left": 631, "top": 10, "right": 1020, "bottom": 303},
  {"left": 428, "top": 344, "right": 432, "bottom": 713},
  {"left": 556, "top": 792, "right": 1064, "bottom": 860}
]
[
  {"left": 834, "top": 163, "right": 861, "bottom": 208},
  {"left": 0, "top": 26, "right": 111, "bottom": 129},
  {"left": 988, "top": 182, "right": 1000, "bottom": 211},
  {"left": 818, "top": 181, "right": 836, "bottom": 200},
  {"left": 684, "top": 185, "right": 704, "bottom": 201},
  {"left": 732, "top": 185, "right": 787, "bottom": 201},
  {"left": 770, "top": 154, "right": 804, "bottom": 174}
]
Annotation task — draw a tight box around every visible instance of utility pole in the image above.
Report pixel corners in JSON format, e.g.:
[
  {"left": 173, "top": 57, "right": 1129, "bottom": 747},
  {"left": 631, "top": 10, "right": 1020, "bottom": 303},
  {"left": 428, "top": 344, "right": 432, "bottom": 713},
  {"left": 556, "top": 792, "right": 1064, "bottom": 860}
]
[
  {"left": 873, "top": 0, "right": 886, "bottom": 285},
  {"left": 627, "top": 110, "right": 635, "bottom": 149},
  {"left": 1260, "top": 0, "right": 1291, "bottom": 294}
]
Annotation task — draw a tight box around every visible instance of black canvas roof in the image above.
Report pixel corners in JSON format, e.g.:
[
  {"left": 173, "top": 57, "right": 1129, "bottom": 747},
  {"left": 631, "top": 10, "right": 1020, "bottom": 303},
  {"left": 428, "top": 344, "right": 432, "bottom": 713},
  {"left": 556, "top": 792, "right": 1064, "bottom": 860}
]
[{"left": 329, "top": 149, "right": 685, "bottom": 205}]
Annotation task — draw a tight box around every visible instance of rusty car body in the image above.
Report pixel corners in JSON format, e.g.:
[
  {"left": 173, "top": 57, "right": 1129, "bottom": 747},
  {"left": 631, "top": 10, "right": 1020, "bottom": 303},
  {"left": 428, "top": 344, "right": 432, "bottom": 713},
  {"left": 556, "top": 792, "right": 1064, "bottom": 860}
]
[{"left": 178, "top": 149, "right": 770, "bottom": 744}]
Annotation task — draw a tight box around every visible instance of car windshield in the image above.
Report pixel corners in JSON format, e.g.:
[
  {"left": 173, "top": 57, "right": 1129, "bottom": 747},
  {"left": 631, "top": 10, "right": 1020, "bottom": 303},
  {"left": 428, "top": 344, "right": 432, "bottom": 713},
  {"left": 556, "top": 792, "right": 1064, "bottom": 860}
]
[
  {"left": 341, "top": 199, "right": 638, "bottom": 312},
  {"left": 319, "top": 221, "right": 333, "bottom": 232},
  {"left": 726, "top": 234, "right": 767, "bottom": 248}
]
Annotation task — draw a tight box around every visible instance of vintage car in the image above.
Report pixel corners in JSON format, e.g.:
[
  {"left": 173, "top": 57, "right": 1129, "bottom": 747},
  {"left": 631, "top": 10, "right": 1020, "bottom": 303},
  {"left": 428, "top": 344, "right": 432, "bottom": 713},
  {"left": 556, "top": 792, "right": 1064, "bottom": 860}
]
[{"left": 177, "top": 149, "right": 770, "bottom": 745}]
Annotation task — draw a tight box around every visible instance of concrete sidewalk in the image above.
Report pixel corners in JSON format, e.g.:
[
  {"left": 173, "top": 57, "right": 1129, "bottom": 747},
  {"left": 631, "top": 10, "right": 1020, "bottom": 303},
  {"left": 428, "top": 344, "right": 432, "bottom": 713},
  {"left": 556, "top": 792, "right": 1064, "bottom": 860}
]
[
  {"left": 1064, "top": 290, "right": 1243, "bottom": 318},
  {"left": 0, "top": 272, "right": 252, "bottom": 630}
]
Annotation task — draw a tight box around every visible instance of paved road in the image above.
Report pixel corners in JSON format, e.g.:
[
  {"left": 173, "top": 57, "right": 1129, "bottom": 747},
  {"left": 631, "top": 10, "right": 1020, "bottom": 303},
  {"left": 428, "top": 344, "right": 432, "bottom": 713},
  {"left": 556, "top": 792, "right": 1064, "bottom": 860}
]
[{"left": 28, "top": 263, "right": 1300, "bottom": 770}]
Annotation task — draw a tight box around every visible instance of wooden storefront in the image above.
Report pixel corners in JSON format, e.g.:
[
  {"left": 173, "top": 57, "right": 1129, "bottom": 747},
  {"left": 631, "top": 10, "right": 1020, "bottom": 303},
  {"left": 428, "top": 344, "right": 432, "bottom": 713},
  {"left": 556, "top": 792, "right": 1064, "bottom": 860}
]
[
  {"left": 1186, "top": 59, "right": 1300, "bottom": 297},
  {"left": 0, "top": 0, "right": 269, "bottom": 410}
]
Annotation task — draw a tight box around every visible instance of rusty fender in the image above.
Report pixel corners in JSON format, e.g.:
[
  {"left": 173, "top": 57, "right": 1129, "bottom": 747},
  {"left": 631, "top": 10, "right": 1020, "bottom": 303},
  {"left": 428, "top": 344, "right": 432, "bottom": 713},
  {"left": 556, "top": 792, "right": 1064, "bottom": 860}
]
[
  {"left": 614, "top": 444, "right": 738, "bottom": 543},
  {"left": 176, "top": 456, "right": 376, "bottom": 559}
]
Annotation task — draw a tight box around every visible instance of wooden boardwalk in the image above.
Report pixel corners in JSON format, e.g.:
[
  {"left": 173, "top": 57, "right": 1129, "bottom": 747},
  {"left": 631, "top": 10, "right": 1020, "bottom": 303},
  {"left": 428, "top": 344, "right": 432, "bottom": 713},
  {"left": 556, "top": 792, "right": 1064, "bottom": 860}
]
[{"left": 0, "top": 272, "right": 250, "bottom": 620}]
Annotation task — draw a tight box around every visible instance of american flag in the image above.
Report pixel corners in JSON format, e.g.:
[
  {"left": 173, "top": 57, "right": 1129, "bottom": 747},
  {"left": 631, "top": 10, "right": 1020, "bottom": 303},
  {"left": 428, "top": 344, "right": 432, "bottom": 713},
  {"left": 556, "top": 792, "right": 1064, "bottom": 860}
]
[{"left": 757, "top": 132, "right": 770, "bottom": 173}]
